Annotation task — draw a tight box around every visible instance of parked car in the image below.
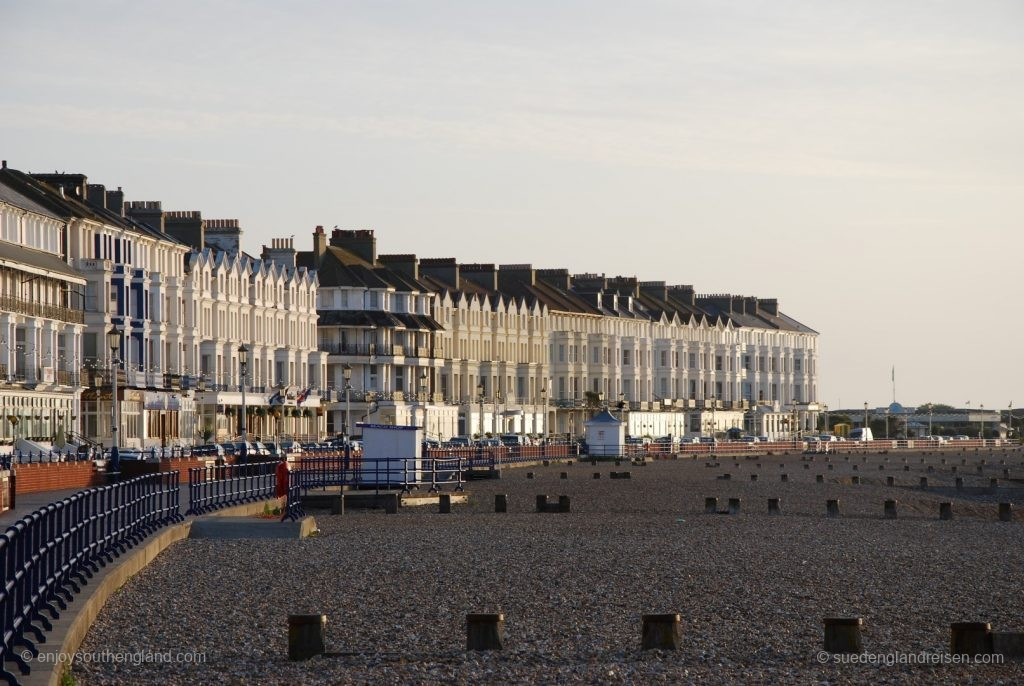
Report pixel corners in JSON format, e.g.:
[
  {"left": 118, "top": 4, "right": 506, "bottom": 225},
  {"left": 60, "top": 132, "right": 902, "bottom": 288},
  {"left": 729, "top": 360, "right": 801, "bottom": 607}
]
[
  {"left": 818, "top": 434, "right": 839, "bottom": 442},
  {"left": 848, "top": 428, "right": 874, "bottom": 442},
  {"left": 263, "top": 442, "right": 284, "bottom": 458},
  {"left": 252, "top": 441, "right": 271, "bottom": 456},
  {"left": 446, "top": 436, "right": 472, "bottom": 448},
  {"left": 499, "top": 434, "right": 528, "bottom": 447},
  {"left": 738, "top": 436, "right": 757, "bottom": 443},
  {"left": 192, "top": 444, "right": 225, "bottom": 457}
]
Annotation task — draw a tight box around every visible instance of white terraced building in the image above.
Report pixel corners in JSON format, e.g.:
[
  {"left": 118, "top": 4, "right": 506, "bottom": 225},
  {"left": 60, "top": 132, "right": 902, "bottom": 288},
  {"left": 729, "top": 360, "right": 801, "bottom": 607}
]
[
  {"left": 0, "top": 164, "right": 86, "bottom": 452},
  {"left": 292, "top": 227, "right": 819, "bottom": 442},
  {"left": 185, "top": 246, "right": 326, "bottom": 443}
]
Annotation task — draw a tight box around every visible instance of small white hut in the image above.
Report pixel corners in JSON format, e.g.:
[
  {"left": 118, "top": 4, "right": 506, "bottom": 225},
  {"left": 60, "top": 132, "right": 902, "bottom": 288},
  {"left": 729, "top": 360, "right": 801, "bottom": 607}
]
[{"left": 584, "top": 410, "right": 626, "bottom": 456}]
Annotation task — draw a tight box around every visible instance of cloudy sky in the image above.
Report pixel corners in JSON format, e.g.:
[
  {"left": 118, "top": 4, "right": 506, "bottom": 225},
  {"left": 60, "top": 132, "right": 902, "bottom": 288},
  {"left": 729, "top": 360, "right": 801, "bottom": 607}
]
[{"left": 2, "top": 0, "right": 1022, "bottom": 410}]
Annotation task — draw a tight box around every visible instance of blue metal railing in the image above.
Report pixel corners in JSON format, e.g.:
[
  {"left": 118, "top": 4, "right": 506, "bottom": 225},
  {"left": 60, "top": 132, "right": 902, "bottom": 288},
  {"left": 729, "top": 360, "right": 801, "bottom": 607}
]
[
  {"left": 296, "top": 456, "right": 465, "bottom": 495},
  {"left": 280, "top": 469, "right": 304, "bottom": 522},
  {"left": 185, "top": 462, "right": 278, "bottom": 515},
  {"left": 0, "top": 472, "right": 181, "bottom": 685}
]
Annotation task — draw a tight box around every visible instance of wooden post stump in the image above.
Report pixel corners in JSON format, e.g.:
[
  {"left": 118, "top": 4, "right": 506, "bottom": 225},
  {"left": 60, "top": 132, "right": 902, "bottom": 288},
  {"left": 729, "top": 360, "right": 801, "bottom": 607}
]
[
  {"left": 990, "top": 478, "right": 999, "bottom": 489},
  {"left": 495, "top": 494, "right": 507, "bottom": 513},
  {"left": 950, "top": 622, "right": 992, "bottom": 656},
  {"left": 728, "top": 497, "right": 741, "bottom": 514},
  {"left": 827, "top": 499, "right": 840, "bottom": 518},
  {"left": 781, "top": 474, "right": 788, "bottom": 482},
  {"left": 705, "top": 497, "right": 718, "bottom": 513},
  {"left": 467, "top": 613, "right": 504, "bottom": 651},
  {"left": 816, "top": 474, "right": 824, "bottom": 483},
  {"left": 851, "top": 476, "right": 860, "bottom": 484},
  {"left": 536, "top": 494, "right": 548, "bottom": 512},
  {"left": 999, "top": 502, "right": 1012, "bottom": 522},
  {"left": 956, "top": 477, "right": 964, "bottom": 490},
  {"left": 288, "top": 614, "right": 327, "bottom": 661},
  {"left": 886, "top": 476, "right": 895, "bottom": 486},
  {"left": 593, "top": 472, "right": 601, "bottom": 479},
  {"left": 558, "top": 495, "right": 571, "bottom": 513},
  {"left": 560, "top": 472, "right": 568, "bottom": 479},
  {"left": 823, "top": 617, "right": 863, "bottom": 654},
  {"left": 750, "top": 474, "right": 758, "bottom": 482},
  {"left": 526, "top": 472, "right": 534, "bottom": 479},
  {"left": 439, "top": 494, "right": 452, "bottom": 514},
  {"left": 641, "top": 613, "right": 681, "bottom": 650},
  {"left": 884, "top": 499, "right": 898, "bottom": 519},
  {"left": 940, "top": 502, "right": 953, "bottom": 520},
  {"left": 384, "top": 493, "right": 399, "bottom": 514},
  {"left": 919, "top": 477, "right": 928, "bottom": 489},
  {"left": 768, "top": 497, "right": 781, "bottom": 515}
]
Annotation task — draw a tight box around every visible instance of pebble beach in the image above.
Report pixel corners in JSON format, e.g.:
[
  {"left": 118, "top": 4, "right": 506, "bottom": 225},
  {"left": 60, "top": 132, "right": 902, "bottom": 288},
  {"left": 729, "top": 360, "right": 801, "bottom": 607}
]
[{"left": 73, "top": 447, "right": 1024, "bottom": 685}]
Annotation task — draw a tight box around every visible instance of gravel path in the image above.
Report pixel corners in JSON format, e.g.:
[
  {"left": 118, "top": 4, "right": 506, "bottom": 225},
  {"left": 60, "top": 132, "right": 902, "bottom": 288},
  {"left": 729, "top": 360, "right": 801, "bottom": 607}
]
[{"left": 73, "top": 447, "right": 1024, "bottom": 685}]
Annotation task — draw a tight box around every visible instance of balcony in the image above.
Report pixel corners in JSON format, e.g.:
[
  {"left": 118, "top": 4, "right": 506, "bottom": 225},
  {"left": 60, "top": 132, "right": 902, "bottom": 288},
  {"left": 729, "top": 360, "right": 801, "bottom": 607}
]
[
  {"left": 0, "top": 294, "right": 84, "bottom": 324},
  {"left": 318, "top": 342, "right": 393, "bottom": 357}
]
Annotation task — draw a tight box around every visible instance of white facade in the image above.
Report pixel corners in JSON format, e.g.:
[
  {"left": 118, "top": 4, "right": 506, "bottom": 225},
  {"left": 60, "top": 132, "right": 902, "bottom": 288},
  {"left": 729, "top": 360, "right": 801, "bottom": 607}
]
[{"left": 0, "top": 173, "right": 86, "bottom": 451}]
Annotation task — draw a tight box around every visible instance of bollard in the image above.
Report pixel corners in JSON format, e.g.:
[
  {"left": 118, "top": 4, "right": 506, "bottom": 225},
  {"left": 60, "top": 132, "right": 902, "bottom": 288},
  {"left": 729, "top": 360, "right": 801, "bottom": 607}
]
[
  {"left": 884, "top": 499, "right": 898, "bottom": 519},
  {"left": 768, "top": 497, "right": 781, "bottom": 515},
  {"left": 804, "top": 464, "right": 810, "bottom": 470},
  {"left": 750, "top": 474, "right": 758, "bottom": 482},
  {"left": 560, "top": 472, "right": 568, "bottom": 480},
  {"left": 1004, "top": 469, "right": 1010, "bottom": 478},
  {"left": 878, "top": 465, "right": 884, "bottom": 471},
  {"left": 977, "top": 465, "right": 984, "bottom": 474},
  {"left": 288, "top": 614, "right": 327, "bottom": 661},
  {"left": 543, "top": 460, "right": 550, "bottom": 466},
  {"left": 526, "top": 472, "right": 534, "bottom": 479},
  {"left": 955, "top": 477, "right": 964, "bottom": 490},
  {"left": 816, "top": 474, "right": 824, "bottom": 483},
  {"left": 722, "top": 473, "right": 732, "bottom": 480},
  {"left": 950, "top": 622, "right": 992, "bottom": 656},
  {"left": 851, "top": 476, "right": 860, "bottom": 485},
  {"left": 756, "top": 463, "right": 762, "bottom": 469},
  {"left": 886, "top": 476, "right": 895, "bottom": 486},
  {"left": 999, "top": 503, "right": 1012, "bottom": 522},
  {"left": 536, "top": 495, "right": 548, "bottom": 512},
  {"left": 593, "top": 472, "right": 601, "bottom": 479},
  {"left": 781, "top": 474, "right": 788, "bottom": 482},
  {"left": 384, "top": 493, "right": 399, "bottom": 514},
  {"left": 827, "top": 499, "right": 840, "bottom": 518},
  {"left": 903, "top": 465, "right": 909, "bottom": 471},
  {"left": 927, "top": 466, "right": 934, "bottom": 473},
  {"left": 467, "top": 613, "right": 504, "bottom": 651},
  {"left": 728, "top": 497, "right": 741, "bottom": 515},
  {"left": 705, "top": 497, "right": 718, "bottom": 514},
  {"left": 941, "top": 458, "right": 947, "bottom": 464},
  {"left": 940, "top": 502, "right": 953, "bottom": 520},
  {"left": 990, "top": 478, "right": 999, "bottom": 489},
  {"left": 558, "top": 495, "right": 571, "bottom": 513},
  {"left": 641, "top": 613, "right": 681, "bottom": 650},
  {"left": 828, "top": 465, "right": 834, "bottom": 471},
  {"left": 951, "top": 466, "right": 958, "bottom": 473},
  {"left": 495, "top": 494, "right": 508, "bottom": 513},
  {"left": 331, "top": 495, "right": 345, "bottom": 515},
  {"left": 919, "top": 477, "right": 928, "bottom": 489},
  {"left": 852, "top": 465, "right": 858, "bottom": 471},
  {"left": 823, "top": 617, "right": 863, "bottom": 654}
]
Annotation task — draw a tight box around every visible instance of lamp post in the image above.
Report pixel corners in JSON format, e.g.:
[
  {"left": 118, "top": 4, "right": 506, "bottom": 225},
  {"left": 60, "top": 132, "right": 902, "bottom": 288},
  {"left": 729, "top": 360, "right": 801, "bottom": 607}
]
[
  {"left": 540, "top": 385, "right": 547, "bottom": 442},
  {"left": 495, "top": 393, "right": 503, "bottom": 437},
  {"left": 342, "top": 363, "right": 352, "bottom": 441},
  {"left": 928, "top": 405, "right": 934, "bottom": 436},
  {"left": 238, "top": 345, "right": 249, "bottom": 463},
  {"left": 477, "top": 383, "right": 485, "bottom": 440},
  {"left": 106, "top": 327, "right": 121, "bottom": 480},
  {"left": 863, "top": 402, "right": 869, "bottom": 435},
  {"left": 884, "top": 408, "right": 890, "bottom": 439},
  {"left": 419, "top": 370, "right": 429, "bottom": 435},
  {"left": 980, "top": 403, "right": 985, "bottom": 440}
]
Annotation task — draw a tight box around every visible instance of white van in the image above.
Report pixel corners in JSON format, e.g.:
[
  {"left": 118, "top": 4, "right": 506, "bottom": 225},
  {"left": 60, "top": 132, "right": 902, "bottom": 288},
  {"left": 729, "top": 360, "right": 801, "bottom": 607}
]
[{"left": 848, "top": 427, "right": 874, "bottom": 442}]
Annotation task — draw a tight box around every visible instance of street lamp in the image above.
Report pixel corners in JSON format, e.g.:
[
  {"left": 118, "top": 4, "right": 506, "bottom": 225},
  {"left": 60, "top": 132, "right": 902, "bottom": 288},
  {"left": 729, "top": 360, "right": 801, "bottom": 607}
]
[
  {"left": 342, "top": 363, "right": 352, "bottom": 440},
  {"left": 238, "top": 345, "right": 249, "bottom": 463},
  {"left": 477, "top": 383, "right": 485, "bottom": 439},
  {"left": 495, "top": 392, "right": 503, "bottom": 436},
  {"left": 863, "top": 402, "right": 869, "bottom": 435},
  {"left": 540, "top": 385, "right": 547, "bottom": 442},
  {"left": 980, "top": 403, "right": 985, "bottom": 440},
  {"left": 419, "top": 370, "right": 429, "bottom": 434},
  {"left": 106, "top": 327, "right": 121, "bottom": 479}
]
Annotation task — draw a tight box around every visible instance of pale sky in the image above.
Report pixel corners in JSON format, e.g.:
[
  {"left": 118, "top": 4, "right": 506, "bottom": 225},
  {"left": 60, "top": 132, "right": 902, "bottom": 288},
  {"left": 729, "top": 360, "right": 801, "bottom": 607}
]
[{"left": 2, "top": 0, "right": 1022, "bottom": 410}]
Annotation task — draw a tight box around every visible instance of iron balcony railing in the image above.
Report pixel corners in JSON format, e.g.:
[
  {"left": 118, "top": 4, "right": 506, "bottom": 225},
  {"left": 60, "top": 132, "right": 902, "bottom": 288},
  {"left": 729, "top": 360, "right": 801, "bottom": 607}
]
[{"left": 0, "top": 293, "right": 85, "bottom": 325}]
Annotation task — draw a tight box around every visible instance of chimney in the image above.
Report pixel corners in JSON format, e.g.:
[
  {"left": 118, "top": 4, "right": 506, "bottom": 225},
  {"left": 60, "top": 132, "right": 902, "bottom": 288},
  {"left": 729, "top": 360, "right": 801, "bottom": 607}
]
[
  {"left": 639, "top": 281, "right": 668, "bottom": 300},
  {"left": 378, "top": 254, "right": 419, "bottom": 280},
  {"left": 420, "top": 258, "right": 460, "bottom": 289},
  {"left": 312, "top": 225, "right": 327, "bottom": 263},
  {"left": 731, "top": 295, "right": 746, "bottom": 315},
  {"left": 536, "top": 268, "right": 571, "bottom": 291},
  {"left": 666, "top": 285, "right": 696, "bottom": 306},
  {"left": 164, "top": 210, "right": 205, "bottom": 251},
  {"left": 124, "top": 200, "right": 165, "bottom": 234},
  {"left": 31, "top": 173, "right": 88, "bottom": 199},
  {"left": 607, "top": 275, "right": 639, "bottom": 297},
  {"left": 696, "top": 293, "right": 734, "bottom": 314},
  {"left": 460, "top": 263, "right": 498, "bottom": 291},
  {"left": 1, "top": 161, "right": 6, "bottom": 169},
  {"left": 105, "top": 187, "right": 124, "bottom": 216},
  {"left": 261, "top": 237, "right": 297, "bottom": 269},
  {"left": 86, "top": 184, "right": 107, "bottom": 208},
  {"left": 329, "top": 228, "right": 376, "bottom": 264},
  {"left": 498, "top": 264, "right": 535, "bottom": 289},
  {"left": 570, "top": 273, "right": 607, "bottom": 291},
  {"left": 758, "top": 298, "right": 779, "bottom": 316},
  {"left": 205, "top": 219, "right": 243, "bottom": 255}
]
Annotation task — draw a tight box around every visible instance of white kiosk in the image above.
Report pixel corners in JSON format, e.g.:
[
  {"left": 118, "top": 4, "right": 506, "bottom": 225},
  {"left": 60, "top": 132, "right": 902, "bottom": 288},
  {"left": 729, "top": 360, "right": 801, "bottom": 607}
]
[
  {"left": 584, "top": 410, "right": 626, "bottom": 457},
  {"left": 357, "top": 423, "right": 423, "bottom": 486}
]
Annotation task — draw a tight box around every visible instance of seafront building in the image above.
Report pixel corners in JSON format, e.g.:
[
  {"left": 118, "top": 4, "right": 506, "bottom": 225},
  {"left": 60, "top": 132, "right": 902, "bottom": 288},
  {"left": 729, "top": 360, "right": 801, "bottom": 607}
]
[{"left": 295, "top": 228, "right": 819, "bottom": 441}]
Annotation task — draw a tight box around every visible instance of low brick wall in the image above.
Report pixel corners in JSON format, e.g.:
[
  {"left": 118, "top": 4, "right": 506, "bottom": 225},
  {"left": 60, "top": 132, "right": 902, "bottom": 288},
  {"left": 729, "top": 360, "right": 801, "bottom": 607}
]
[{"left": 12, "top": 461, "right": 104, "bottom": 495}]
